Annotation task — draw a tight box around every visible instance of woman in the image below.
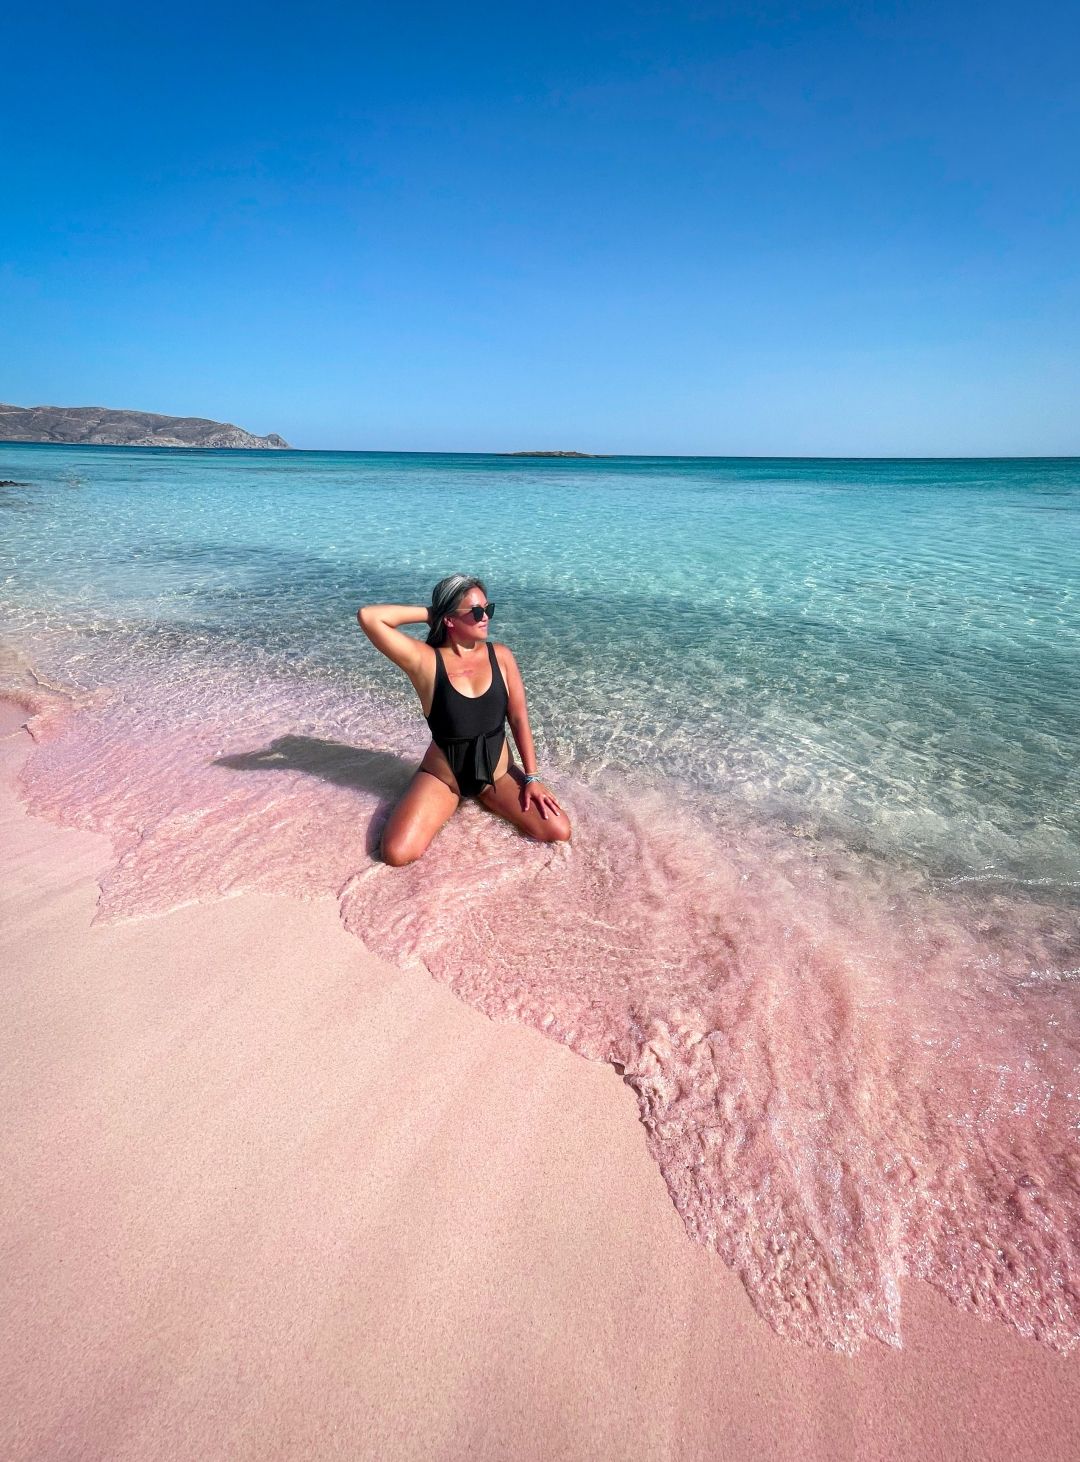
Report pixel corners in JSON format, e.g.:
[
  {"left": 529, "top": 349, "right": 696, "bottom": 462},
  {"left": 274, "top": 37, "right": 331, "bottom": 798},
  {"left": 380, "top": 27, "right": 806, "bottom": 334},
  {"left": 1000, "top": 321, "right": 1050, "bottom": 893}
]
[{"left": 357, "top": 575, "right": 571, "bottom": 865}]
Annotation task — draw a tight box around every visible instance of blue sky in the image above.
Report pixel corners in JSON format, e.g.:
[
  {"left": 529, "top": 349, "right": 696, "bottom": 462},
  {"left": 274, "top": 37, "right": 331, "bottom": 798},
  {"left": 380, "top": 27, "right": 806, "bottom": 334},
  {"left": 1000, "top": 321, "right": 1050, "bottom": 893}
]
[{"left": 3, "top": 1, "right": 1078, "bottom": 454}]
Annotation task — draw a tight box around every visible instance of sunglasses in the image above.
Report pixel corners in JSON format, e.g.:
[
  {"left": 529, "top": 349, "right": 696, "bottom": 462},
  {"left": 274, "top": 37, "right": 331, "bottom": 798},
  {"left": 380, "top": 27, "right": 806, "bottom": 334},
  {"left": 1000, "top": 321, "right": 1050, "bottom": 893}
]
[{"left": 456, "top": 602, "right": 496, "bottom": 622}]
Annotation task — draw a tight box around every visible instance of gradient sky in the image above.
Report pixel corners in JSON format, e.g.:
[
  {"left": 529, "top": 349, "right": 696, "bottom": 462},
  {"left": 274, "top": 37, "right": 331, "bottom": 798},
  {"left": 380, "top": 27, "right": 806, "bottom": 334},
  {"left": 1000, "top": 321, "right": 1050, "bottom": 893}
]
[{"left": 3, "top": 1, "right": 1078, "bottom": 454}]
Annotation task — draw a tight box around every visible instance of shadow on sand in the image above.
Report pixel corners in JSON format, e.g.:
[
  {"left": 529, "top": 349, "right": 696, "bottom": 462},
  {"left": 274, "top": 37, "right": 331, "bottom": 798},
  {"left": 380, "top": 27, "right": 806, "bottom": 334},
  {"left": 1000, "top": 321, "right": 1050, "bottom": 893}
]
[{"left": 214, "top": 734, "right": 416, "bottom": 859}]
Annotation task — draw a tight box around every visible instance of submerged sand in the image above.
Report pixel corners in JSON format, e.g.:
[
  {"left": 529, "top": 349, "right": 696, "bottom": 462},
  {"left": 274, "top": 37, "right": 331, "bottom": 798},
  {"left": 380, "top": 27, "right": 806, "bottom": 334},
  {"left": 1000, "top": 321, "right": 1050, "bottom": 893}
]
[{"left": 1, "top": 701, "right": 1077, "bottom": 1461}]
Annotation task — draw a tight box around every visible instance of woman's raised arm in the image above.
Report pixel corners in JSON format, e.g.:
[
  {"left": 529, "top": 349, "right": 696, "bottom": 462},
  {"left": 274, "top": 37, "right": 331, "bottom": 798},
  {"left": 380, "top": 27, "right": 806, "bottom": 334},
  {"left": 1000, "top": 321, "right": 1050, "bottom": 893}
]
[{"left": 356, "top": 603, "right": 431, "bottom": 676}]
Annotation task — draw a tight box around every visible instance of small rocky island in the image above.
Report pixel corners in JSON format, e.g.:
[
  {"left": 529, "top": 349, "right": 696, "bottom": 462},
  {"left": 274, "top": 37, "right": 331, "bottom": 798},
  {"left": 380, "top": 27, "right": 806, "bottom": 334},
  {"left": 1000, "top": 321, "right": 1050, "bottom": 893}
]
[
  {"left": 498, "top": 450, "right": 600, "bottom": 458},
  {"left": 0, "top": 403, "right": 290, "bottom": 449}
]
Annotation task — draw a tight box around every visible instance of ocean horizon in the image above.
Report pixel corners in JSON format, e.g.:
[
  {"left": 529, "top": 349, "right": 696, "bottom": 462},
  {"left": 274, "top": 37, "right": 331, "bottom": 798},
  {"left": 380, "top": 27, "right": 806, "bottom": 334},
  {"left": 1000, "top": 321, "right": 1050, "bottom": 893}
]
[
  {"left": 2, "top": 442, "right": 1078, "bottom": 1353},
  {"left": 7, "top": 440, "right": 1080, "bottom": 458}
]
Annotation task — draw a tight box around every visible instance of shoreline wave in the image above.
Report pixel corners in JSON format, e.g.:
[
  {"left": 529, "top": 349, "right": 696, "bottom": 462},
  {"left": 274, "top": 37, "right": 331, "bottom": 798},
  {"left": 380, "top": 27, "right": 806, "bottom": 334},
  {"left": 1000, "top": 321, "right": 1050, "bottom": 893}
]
[{"left": 2, "top": 639, "right": 1079, "bottom": 1355}]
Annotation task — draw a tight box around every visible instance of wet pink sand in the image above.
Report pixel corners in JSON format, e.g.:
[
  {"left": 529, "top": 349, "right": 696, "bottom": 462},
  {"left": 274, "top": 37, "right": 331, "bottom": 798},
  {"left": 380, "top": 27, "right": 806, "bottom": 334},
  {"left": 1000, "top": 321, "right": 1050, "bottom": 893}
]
[
  {"left": 2, "top": 702, "right": 1080, "bottom": 1458},
  {"left": 5, "top": 656, "right": 1080, "bottom": 1356}
]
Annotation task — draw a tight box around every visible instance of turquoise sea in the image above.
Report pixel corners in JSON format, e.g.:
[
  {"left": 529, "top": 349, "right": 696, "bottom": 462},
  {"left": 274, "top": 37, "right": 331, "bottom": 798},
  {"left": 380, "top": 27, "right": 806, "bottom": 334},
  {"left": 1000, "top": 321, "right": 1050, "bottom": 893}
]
[{"left": 2, "top": 444, "right": 1079, "bottom": 1352}]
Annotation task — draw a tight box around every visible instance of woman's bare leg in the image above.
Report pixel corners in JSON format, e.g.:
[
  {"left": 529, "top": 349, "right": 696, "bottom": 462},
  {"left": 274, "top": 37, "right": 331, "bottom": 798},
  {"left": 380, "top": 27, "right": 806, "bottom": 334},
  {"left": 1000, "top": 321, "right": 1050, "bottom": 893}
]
[
  {"left": 381, "top": 769, "right": 460, "bottom": 865},
  {"left": 476, "top": 765, "right": 571, "bottom": 843}
]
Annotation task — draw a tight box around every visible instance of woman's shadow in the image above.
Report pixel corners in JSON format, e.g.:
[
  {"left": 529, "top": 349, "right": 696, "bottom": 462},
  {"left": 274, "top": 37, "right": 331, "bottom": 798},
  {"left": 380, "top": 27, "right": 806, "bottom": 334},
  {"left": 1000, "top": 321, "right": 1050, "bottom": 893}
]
[{"left": 213, "top": 735, "right": 414, "bottom": 858}]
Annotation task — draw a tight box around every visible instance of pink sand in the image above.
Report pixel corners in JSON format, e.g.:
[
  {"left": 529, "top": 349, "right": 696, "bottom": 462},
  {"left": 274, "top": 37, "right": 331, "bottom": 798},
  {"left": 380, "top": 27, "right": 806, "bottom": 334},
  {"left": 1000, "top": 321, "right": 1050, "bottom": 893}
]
[{"left": 1, "top": 704, "right": 1077, "bottom": 1460}]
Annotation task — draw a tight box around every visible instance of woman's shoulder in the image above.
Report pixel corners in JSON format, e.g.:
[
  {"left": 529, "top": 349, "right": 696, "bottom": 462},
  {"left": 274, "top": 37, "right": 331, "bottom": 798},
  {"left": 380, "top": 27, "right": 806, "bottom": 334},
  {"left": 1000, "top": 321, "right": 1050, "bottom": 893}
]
[{"left": 492, "top": 642, "right": 520, "bottom": 682}]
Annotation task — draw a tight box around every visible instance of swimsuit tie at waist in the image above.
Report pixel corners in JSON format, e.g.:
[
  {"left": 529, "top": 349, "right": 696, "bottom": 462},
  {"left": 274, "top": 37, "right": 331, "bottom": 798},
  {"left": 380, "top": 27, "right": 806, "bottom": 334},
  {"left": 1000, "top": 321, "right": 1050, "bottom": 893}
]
[
  {"left": 438, "top": 724, "right": 506, "bottom": 744},
  {"left": 437, "top": 725, "right": 505, "bottom": 795}
]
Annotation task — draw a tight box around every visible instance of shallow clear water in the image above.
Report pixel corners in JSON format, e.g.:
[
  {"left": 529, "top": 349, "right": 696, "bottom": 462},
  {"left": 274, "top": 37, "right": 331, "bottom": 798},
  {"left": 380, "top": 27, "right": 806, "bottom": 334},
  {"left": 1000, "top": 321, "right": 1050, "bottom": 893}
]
[
  {"left": 3, "top": 444, "right": 1079, "bottom": 1351},
  {"left": 4, "top": 445, "right": 1078, "bottom": 885}
]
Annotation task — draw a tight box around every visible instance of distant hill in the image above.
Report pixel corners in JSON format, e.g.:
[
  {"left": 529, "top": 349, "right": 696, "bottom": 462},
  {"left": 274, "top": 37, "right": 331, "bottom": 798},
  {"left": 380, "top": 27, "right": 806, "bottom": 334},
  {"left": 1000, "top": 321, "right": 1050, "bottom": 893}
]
[
  {"left": 499, "top": 450, "right": 600, "bottom": 458},
  {"left": 0, "top": 403, "right": 290, "bottom": 449}
]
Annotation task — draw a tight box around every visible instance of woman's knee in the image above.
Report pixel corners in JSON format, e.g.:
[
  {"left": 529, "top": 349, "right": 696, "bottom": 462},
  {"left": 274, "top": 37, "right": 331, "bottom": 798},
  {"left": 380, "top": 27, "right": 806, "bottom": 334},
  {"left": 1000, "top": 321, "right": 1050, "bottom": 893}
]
[
  {"left": 381, "top": 831, "right": 426, "bottom": 866},
  {"left": 533, "top": 815, "right": 571, "bottom": 844}
]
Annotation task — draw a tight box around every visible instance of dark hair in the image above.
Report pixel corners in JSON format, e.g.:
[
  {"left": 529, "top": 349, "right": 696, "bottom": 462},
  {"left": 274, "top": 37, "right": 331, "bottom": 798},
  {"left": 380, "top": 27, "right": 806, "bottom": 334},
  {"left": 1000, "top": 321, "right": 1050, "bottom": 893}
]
[{"left": 425, "top": 574, "right": 487, "bottom": 648}]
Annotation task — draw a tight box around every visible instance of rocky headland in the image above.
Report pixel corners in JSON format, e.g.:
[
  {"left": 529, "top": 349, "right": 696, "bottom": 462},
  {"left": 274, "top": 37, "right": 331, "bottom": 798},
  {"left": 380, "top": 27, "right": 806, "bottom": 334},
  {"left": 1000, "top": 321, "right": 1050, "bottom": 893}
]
[
  {"left": 498, "top": 449, "right": 601, "bottom": 458},
  {"left": 0, "top": 403, "right": 290, "bottom": 449}
]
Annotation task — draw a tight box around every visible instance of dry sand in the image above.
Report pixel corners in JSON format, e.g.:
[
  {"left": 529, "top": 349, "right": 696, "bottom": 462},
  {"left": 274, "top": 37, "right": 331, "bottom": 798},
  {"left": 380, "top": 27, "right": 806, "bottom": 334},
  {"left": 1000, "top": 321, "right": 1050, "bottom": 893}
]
[{"left": 1, "top": 701, "right": 1077, "bottom": 1461}]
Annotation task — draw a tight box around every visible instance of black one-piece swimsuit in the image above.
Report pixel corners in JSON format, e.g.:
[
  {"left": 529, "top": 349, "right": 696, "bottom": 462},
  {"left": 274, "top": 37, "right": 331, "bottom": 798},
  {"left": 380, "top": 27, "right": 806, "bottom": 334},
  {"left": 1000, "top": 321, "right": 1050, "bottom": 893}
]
[{"left": 425, "top": 641, "right": 509, "bottom": 797}]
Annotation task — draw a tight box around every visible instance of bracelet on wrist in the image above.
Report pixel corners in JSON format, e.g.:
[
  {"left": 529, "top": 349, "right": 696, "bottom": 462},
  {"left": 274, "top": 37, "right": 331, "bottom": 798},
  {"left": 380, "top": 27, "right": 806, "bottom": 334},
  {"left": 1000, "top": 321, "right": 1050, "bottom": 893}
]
[{"left": 524, "top": 773, "right": 541, "bottom": 784}]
